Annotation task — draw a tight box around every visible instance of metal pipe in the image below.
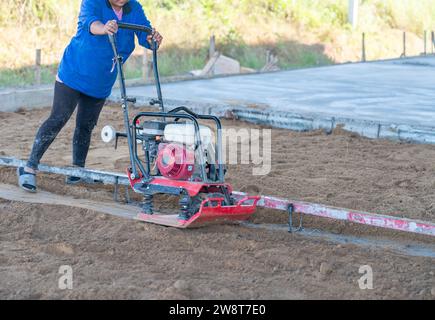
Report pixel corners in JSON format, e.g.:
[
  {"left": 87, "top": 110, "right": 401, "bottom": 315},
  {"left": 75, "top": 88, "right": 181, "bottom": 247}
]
[
  {"left": 111, "top": 23, "right": 161, "bottom": 177},
  {"left": 401, "top": 31, "right": 406, "bottom": 58},
  {"left": 0, "top": 157, "right": 130, "bottom": 186},
  {"left": 2, "top": 156, "right": 434, "bottom": 237},
  {"left": 232, "top": 192, "right": 435, "bottom": 237},
  {"left": 361, "top": 33, "right": 366, "bottom": 62},
  {"left": 152, "top": 40, "right": 164, "bottom": 114},
  {"left": 424, "top": 30, "right": 427, "bottom": 55},
  {"left": 131, "top": 124, "right": 149, "bottom": 180},
  {"left": 432, "top": 31, "right": 434, "bottom": 54},
  {"left": 108, "top": 34, "right": 138, "bottom": 179}
]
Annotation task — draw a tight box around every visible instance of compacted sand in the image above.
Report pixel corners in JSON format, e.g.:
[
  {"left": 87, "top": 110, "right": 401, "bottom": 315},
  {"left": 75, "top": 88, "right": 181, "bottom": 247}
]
[{"left": 0, "top": 105, "right": 434, "bottom": 300}]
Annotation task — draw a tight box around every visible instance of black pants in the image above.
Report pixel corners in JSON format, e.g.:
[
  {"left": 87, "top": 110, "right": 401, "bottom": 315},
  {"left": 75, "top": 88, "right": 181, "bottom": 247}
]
[{"left": 27, "top": 81, "right": 105, "bottom": 170}]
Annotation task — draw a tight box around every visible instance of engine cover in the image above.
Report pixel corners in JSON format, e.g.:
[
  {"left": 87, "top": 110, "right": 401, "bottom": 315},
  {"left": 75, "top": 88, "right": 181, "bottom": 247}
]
[{"left": 156, "top": 143, "right": 195, "bottom": 180}]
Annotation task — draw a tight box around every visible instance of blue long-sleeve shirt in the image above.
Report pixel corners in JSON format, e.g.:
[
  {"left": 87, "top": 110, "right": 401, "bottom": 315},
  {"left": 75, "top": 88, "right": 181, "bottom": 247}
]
[{"left": 58, "top": 0, "right": 152, "bottom": 99}]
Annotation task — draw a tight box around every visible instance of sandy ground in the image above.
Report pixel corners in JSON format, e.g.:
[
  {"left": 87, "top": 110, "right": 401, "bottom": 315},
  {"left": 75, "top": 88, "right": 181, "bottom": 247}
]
[{"left": 0, "top": 105, "right": 434, "bottom": 300}]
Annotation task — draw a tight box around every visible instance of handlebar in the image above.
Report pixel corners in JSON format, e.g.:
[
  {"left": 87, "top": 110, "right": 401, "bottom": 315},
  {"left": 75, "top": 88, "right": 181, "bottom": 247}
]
[
  {"left": 117, "top": 22, "right": 153, "bottom": 34},
  {"left": 112, "top": 22, "right": 158, "bottom": 50}
]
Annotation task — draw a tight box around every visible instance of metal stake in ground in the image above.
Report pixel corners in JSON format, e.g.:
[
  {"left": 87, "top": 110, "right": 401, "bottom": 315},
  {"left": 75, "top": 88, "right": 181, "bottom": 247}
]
[
  {"left": 400, "top": 32, "right": 406, "bottom": 58},
  {"left": 361, "top": 33, "right": 366, "bottom": 62},
  {"left": 35, "top": 49, "right": 42, "bottom": 85}
]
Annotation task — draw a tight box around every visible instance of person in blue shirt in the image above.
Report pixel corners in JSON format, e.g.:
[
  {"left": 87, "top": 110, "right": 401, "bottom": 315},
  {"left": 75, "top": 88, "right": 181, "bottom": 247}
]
[{"left": 17, "top": 0, "right": 163, "bottom": 192}]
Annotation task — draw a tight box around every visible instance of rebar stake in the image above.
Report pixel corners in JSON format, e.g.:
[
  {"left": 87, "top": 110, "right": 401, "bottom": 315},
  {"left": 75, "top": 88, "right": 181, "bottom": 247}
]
[
  {"left": 288, "top": 204, "right": 294, "bottom": 233},
  {"left": 113, "top": 177, "right": 119, "bottom": 202},
  {"left": 288, "top": 203, "right": 303, "bottom": 233},
  {"left": 125, "top": 185, "right": 131, "bottom": 204}
]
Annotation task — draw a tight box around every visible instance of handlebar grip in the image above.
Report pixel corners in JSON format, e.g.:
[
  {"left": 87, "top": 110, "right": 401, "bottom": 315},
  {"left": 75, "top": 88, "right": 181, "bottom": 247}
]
[
  {"left": 117, "top": 22, "right": 153, "bottom": 34},
  {"left": 113, "top": 23, "right": 158, "bottom": 50}
]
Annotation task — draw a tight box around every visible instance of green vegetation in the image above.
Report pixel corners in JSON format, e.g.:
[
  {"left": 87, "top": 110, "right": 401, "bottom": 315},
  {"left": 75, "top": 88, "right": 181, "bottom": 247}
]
[{"left": 1, "top": 0, "right": 434, "bottom": 87}]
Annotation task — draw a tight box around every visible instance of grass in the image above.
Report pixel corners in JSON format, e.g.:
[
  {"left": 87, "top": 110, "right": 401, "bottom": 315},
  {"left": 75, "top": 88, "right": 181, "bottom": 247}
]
[
  {"left": 2, "top": 41, "right": 333, "bottom": 87},
  {"left": 1, "top": 0, "right": 434, "bottom": 87},
  {"left": 0, "top": 65, "right": 58, "bottom": 87}
]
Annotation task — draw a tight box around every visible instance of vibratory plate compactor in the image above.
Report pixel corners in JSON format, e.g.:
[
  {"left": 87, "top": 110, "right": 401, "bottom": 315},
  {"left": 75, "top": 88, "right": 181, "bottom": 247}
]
[{"left": 104, "top": 23, "right": 260, "bottom": 228}]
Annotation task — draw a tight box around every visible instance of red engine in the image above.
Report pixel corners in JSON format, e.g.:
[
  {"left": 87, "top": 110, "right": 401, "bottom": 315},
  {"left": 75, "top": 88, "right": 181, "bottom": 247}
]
[{"left": 156, "top": 143, "right": 195, "bottom": 180}]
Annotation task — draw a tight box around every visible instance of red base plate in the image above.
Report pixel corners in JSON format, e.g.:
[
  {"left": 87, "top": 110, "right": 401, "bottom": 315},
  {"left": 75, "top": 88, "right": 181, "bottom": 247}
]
[{"left": 136, "top": 196, "right": 260, "bottom": 229}]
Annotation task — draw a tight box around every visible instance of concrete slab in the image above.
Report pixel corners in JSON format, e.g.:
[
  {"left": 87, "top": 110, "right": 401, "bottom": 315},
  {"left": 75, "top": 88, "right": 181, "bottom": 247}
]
[
  {"left": 0, "top": 85, "right": 53, "bottom": 112},
  {"left": 110, "top": 56, "right": 435, "bottom": 144},
  {"left": 1, "top": 56, "right": 434, "bottom": 144}
]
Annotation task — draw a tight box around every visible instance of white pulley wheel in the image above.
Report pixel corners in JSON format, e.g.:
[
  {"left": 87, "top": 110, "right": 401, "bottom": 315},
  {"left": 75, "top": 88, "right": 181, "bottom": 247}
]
[{"left": 101, "top": 125, "right": 116, "bottom": 143}]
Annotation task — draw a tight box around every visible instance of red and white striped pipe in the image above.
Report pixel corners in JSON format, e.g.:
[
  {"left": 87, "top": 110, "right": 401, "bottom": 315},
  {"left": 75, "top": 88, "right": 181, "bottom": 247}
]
[
  {"left": 1, "top": 157, "right": 433, "bottom": 237},
  {"left": 233, "top": 192, "right": 435, "bottom": 237}
]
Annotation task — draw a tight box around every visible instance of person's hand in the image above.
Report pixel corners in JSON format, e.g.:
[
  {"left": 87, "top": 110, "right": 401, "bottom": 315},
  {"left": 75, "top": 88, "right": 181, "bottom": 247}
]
[
  {"left": 104, "top": 20, "right": 118, "bottom": 35},
  {"left": 147, "top": 29, "right": 163, "bottom": 48}
]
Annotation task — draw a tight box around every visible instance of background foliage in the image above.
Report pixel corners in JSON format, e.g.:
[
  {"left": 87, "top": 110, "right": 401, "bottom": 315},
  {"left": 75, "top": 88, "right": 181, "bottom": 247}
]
[{"left": 1, "top": 0, "right": 434, "bottom": 86}]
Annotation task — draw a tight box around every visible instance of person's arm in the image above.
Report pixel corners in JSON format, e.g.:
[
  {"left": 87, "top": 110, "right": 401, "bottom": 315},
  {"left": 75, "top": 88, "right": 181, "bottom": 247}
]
[
  {"left": 78, "top": 0, "right": 117, "bottom": 36},
  {"left": 91, "top": 20, "right": 118, "bottom": 35},
  {"left": 78, "top": 0, "right": 100, "bottom": 34},
  {"left": 134, "top": 4, "right": 163, "bottom": 49}
]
